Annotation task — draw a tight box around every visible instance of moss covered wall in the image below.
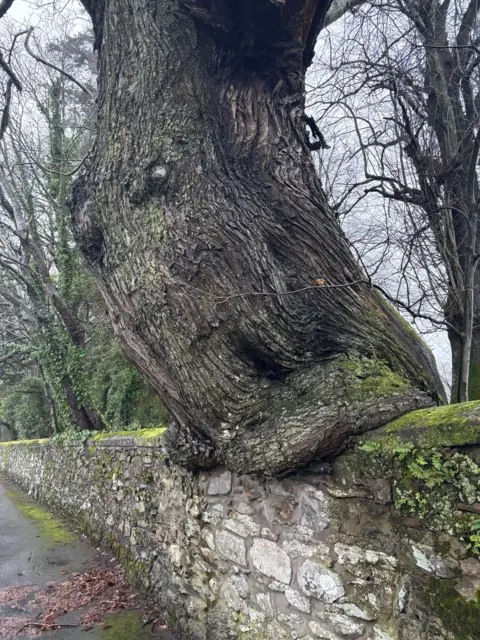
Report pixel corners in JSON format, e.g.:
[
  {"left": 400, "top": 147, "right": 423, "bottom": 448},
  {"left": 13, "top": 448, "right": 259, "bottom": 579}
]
[{"left": 1, "top": 419, "right": 480, "bottom": 640}]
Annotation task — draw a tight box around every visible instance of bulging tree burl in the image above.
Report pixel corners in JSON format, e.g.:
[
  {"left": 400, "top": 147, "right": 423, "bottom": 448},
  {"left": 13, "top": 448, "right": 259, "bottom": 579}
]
[{"left": 73, "top": 0, "right": 445, "bottom": 475}]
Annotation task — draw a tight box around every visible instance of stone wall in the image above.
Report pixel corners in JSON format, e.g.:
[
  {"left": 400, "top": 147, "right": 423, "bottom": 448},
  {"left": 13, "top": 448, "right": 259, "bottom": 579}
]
[{"left": 1, "top": 423, "right": 480, "bottom": 640}]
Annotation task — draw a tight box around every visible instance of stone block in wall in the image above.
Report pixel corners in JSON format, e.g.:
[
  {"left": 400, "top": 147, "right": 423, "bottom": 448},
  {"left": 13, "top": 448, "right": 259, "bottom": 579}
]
[
  {"left": 215, "top": 529, "right": 247, "bottom": 566},
  {"left": 251, "top": 538, "right": 292, "bottom": 583}
]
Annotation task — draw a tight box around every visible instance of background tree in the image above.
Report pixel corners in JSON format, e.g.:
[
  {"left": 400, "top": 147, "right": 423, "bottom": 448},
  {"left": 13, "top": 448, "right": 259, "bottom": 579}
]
[
  {"left": 0, "top": 6, "right": 168, "bottom": 439},
  {"left": 72, "top": 0, "right": 445, "bottom": 476},
  {"left": 312, "top": 0, "right": 480, "bottom": 403}
]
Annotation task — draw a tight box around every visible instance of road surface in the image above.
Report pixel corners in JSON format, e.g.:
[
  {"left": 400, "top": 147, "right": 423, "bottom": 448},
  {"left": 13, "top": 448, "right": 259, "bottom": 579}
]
[{"left": 0, "top": 478, "right": 174, "bottom": 639}]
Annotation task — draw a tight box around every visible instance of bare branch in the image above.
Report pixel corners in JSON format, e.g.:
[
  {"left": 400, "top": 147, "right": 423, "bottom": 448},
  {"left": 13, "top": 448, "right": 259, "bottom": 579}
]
[
  {"left": 24, "top": 28, "right": 93, "bottom": 98},
  {"left": 324, "top": 0, "right": 366, "bottom": 28},
  {"left": 0, "top": 50, "right": 22, "bottom": 91},
  {"left": 0, "top": 0, "right": 15, "bottom": 20}
]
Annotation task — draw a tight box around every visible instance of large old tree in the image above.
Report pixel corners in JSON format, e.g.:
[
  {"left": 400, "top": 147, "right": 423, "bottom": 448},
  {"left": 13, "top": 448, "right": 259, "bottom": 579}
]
[{"left": 73, "top": 0, "right": 444, "bottom": 475}]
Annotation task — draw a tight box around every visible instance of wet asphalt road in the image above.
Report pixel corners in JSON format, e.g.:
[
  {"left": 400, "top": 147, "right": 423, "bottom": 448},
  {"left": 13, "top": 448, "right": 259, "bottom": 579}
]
[
  {"left": 0, "top": 479, "right": 107, "bottom": 639},
  {"left": 0, "top": 482, "right": 94, "bottom": 591},
  {"left": 0, "top": 479, "right": 173, "bottom": 640}
]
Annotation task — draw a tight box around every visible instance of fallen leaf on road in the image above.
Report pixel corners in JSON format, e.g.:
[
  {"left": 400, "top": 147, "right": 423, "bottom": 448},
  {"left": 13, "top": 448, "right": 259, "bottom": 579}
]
[{"left": 0, "top": 585, "right": 39, "bottom": 604}]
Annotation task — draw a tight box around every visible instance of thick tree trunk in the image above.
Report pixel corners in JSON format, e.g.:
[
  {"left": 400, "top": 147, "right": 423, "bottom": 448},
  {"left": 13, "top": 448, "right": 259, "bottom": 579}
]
[
  {"left": 447, "top": 304, "right": 480, "bottom": 404},
  {"left": 73, "top": 0, "right": 444, "bottom": 475},
  {"left": 469, "top": 313, "right": 480, "bottom": 400},
  {"left": 62, "top": 379, "right": 99, "bottom": 431}
]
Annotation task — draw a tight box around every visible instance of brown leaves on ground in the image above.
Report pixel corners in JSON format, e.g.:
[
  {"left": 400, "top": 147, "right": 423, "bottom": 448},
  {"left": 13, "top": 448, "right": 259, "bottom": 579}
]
[
  {"left": 0, "top": 585, "right": 39, "bottom": 604},
  {"left": 33, "top": 567, "right": 141, "bottom": 628},
  {"left": 0, "top": 616, "right": 33, "bottom": 640},
  {"left": 0, "top": 567, "right": 146, "bottom": 639}
]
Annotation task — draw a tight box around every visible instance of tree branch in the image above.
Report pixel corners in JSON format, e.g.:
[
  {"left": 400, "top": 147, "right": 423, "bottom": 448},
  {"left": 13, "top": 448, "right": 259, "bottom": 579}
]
[
  {"left": 0, "top": 78, "right": 13, "bottom": 144},
  {"left": 0, "top": 0, "right": 14, "bottom": 19},
  {"left": 24, "top": 28, "right": 93, "bottom": 98},
  {"left": 0, "top": 50, "right": 22, "bottom": 91},
  {"left": 324, "top": 0, "right": 365, "bottom": 28}
]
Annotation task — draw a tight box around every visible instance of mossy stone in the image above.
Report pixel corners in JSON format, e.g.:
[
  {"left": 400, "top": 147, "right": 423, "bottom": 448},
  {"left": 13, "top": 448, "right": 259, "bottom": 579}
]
[
  {"left": 100, "top": 611, "right": 157, "bottom": 639},
  {"left": 424, "top": 578, "right": 480, "bottom": 639},
  {"left": 373, "top": 401, "right": 480, "bottom": 449},
  {"left": 0, "top": 427, "right": 167, "bottom": 448},
  {"left": 92, "top": 427, "right": 167, "bottom": 441},
  {"left": 0, "top": 438, "right": 49, "bottom": 447}
]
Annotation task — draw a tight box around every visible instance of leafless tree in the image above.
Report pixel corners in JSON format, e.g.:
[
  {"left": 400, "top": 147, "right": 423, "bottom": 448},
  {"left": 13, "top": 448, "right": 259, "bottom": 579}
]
[
  {"left": 0, "top": 8, "right": 101, "bottom": 430},
  {"left": 311, "top": 0, "right": 480, "bottom": 402}
]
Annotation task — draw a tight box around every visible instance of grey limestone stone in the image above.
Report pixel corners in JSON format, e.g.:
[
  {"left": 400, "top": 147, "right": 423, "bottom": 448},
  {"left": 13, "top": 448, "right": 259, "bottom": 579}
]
[
  {"left": 411, "top": 543, "right": 458, "bottom": 578},
  {"left": 224, "top": 513, "right": 261, "bottom": 538},
  {"left": 208, "top": 470, "right": 232, "bottom": 495},
  {"left": 461, "top": 557, "right": 480, "bottom": 577},
  {"left": 396, "top": 583, "right": 408, "bottom": 613},
  {"left": 216, "top": 530, "right": 246, "bottom": 566},
  {"left": 236, "top": 501, "right": 255, "bottom": 515},
  {"left": 318, "top": 612, "right": 365, "bottom": 637},
  {"left": 309, "top": 621, "right": 342, "bottom": 639},
  {"left": 201, "top": 529, "right": 216, "bottom": 551},
  {"left": 282, "top": 538, "right": 331, "bottom": 562},
  {"left": 298, "top": 560, "right": 345, "bottom": 603},
  {"left": 266, "top": 621, "right": 290, "bottom": 640},
  {"left": 285, "top": 588, "right": 311, "bottom": 613},
  {"left": 368, "top": 627, "right": 394, "bottom": 640},
  {"left": 329, "top": 602, "right": 376, "bottom": 621},
  {"left": 278, "top": 611, "right": 304, "bottom": 629},
  {"left": 251, "top": 538, "right": 292, "bottom": 584},
  {"left": 334, "top": 544, "right": 397, "bottom": 568},
  {"left": 202, "top": 503, "right": 224, "bottom": 524},
  {"left": 256, "top": 592, "right": 274, "bottom": 616},
  {"left": 223, "top": 574, "right": 249, "bottom": 612},
  {"left": 300, "top": 496, "right": 329, "bottom": 530},
  {"left": 246, "top": 606, "right": 267, "bottom": 625}
]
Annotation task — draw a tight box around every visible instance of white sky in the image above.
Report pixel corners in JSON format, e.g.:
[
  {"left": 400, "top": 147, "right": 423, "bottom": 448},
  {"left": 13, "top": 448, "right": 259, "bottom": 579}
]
[{"left": 8, "top": 0, "right": 39, "bottom": 23}]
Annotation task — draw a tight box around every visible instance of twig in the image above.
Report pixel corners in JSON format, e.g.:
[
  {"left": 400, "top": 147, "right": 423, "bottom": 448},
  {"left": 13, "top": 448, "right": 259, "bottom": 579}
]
[
  {"left": 178, "top": 273, "right": 458, "bottom": 338},
  {"left": 178, "top": 279, "right": 366, "bottom": 304},
  {"left": 32, "top": 149, "right": 92, "bottom": 177},
  {"left": 21, "top": 622, "right": 78, "bottom": 629},
  {"left": 372, "top": 282, "right": 459, "bottom": 334}
]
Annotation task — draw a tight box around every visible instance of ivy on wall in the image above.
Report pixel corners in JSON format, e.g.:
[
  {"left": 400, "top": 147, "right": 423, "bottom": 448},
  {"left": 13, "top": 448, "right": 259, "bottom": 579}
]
[{"left": 360, "top": 438, "right": 480, "bottom": 555}]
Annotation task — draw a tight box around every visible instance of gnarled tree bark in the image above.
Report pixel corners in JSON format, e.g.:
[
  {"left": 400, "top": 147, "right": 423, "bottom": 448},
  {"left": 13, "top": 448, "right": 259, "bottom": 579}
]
[{"left": 73, "top": 0, "right": 444, "bottom": 475}]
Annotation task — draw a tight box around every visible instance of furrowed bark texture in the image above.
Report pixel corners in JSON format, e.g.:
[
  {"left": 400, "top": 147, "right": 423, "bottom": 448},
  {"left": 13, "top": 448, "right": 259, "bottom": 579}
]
[{"left": 73, "top": 0, "right": 444, "bottom": 475}]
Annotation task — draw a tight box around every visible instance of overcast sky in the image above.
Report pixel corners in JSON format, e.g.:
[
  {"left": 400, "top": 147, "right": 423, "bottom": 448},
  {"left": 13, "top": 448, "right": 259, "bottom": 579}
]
[{"left": 8, "top": 0, "right": 38, "bottom": 22}]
